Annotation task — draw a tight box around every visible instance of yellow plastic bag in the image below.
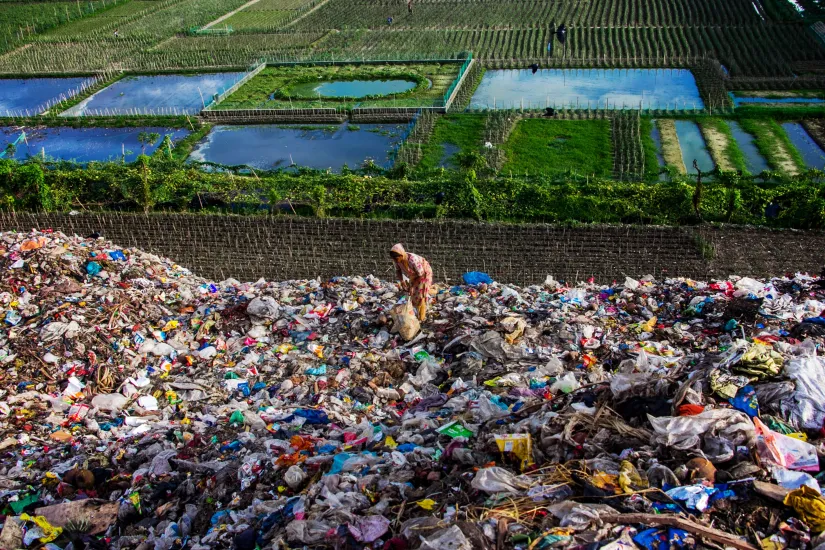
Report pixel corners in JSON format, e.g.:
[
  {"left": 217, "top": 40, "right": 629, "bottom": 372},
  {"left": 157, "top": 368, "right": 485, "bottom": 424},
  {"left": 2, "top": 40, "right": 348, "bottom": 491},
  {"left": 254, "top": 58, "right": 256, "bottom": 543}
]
[
  {"left": 494, "top": 434, "right": 533, "bottom": 471},
  {"left": 618, "top": 460, "right": 648, "bottom": 493},
  {"left": 20, "top": 513, "right": 63, "bottom": 543}
]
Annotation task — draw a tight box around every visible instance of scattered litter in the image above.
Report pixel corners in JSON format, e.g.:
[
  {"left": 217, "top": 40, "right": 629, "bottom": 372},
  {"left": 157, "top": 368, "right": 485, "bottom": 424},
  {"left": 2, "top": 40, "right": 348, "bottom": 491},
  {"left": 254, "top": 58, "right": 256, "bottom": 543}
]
[{"left": 0, "top": 230, "right": 823, "bottom": 548}]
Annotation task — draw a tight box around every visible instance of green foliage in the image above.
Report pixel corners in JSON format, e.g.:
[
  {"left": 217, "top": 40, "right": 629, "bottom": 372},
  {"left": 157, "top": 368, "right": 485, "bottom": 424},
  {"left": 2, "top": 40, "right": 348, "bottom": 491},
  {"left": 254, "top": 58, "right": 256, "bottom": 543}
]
[
  {"left": 138, "top": 131, "right": 161, "bottom": 154},
  {"left": 1, "top": 157, "right": 824, "bottom": 230},
  {"left": 501, "top": 119, "right": 613, "bottom": 177}
]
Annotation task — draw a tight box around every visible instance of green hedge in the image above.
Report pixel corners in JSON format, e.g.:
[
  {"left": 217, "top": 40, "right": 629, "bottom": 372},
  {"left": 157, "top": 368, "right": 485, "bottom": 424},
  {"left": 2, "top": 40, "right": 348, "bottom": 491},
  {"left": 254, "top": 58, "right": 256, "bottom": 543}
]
[{"left": 0, "top": 157, "right": 823, "bottom": 228}]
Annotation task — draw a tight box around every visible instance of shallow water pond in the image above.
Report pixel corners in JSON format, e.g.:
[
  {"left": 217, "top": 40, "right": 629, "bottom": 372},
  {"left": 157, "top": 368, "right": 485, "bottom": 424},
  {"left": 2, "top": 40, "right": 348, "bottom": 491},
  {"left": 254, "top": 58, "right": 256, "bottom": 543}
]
[
  {"left": 62, "top": 73, "right": 245, "bottom": 116},
  {"left": 188, "top": 123, "right": 404, "bottom": 171},
  {"left": 732, "top": 95, "right": 825, "bottom": 106},
  {"left": 295, "top": 79, "right": 417, "bottom": 98},
  {"left": 783, "top": 122, "right": 825, "bottom": 170},
  {"left": 728, "top": 121, "right": 769, "bottom": 174},
  {"left": 470, "top": 69, "right": 704, "bottom": 110},
  {"left": 0, "top": 77, "right": 88, "bottom": 114},
  {"left": 0, "top": 126, "right": 189, "bottom": 163},
  {"left": 674, "top": 120, "right": 715, "bottom": 173}
]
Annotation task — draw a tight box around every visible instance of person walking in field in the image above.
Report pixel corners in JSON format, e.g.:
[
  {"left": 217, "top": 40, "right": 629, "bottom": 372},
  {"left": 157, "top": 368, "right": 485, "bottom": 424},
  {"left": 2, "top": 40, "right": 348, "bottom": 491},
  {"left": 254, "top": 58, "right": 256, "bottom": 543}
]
[
  {"left": 407, "top": 0, "right": 413, "bottom": 14},
  {"left": 390, "top": 243, "right": 433, "bottom": 322}
]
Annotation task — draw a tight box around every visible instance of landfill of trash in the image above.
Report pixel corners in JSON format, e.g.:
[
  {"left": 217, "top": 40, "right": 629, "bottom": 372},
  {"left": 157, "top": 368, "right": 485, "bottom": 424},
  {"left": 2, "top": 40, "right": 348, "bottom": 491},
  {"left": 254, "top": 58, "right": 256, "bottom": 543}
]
[{"left": 3, "top": 229, "right": 825, "bottom": 550}]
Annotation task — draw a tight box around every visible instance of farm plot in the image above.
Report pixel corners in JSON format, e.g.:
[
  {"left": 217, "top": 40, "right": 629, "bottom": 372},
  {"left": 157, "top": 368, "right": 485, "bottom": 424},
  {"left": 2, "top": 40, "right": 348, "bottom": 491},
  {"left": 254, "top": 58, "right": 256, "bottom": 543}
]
[
  {"left": 294, "top": 24, "right": 824, "bottom": 79},
  {"left": 0, "top": 0, "right": 110, "bottom": 50},
  {"left": 214, "top": 63, "right": 460, "bottom": 109},
  {"left": 501, "top": 118, "right": 613, "bottom": 177},
  {"left": 83, "top": 0, "right": 250, "bottom": 40},
  {"left": 137, "top": 32, "right": 322, "bottom": 70},
  {"left": 0, "top": 37, "right": 147, "bottom": 73},
  {"left": 293, "top": 0, "right": 764, "bottom": 30},
  {"left": 220, "top": 0, "right": 319, "bottom": 31},
  {"left": 43, "top": 1, "right": 157, "bottom": 38},
  {"left": 220, "top": 9, "right": 296, "bottom": 30},
  {"left": 737, "top": 118, "right": 807, "bottom": 175}
]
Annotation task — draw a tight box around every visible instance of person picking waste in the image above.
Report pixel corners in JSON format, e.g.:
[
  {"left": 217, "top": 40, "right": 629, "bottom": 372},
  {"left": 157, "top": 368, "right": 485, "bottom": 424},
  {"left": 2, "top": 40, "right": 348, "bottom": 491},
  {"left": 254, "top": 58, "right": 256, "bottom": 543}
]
[{"left": 390, "top": 243, "right": 432, "bottom": 321}]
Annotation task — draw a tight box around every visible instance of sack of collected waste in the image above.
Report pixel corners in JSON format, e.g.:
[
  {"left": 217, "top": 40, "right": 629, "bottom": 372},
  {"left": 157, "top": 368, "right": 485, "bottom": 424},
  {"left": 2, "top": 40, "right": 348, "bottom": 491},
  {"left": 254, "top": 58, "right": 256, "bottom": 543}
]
[{"left": 390, "top": 301, "right": 420, "bottom": 341}]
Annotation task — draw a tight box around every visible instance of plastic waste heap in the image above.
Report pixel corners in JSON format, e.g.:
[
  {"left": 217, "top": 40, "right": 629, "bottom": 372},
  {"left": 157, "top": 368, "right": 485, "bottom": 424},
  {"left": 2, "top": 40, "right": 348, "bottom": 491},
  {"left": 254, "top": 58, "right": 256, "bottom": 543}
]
[{"left": 0, "top": 230, "right": 825, "bottom": 549}]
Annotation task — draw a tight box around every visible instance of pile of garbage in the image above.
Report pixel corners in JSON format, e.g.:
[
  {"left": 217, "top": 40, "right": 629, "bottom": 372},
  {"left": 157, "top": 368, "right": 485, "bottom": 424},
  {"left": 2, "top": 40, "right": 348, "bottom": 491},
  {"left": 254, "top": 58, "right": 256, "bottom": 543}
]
[{"left": 4, "top": 230, "right": 825, "bottom": 550}]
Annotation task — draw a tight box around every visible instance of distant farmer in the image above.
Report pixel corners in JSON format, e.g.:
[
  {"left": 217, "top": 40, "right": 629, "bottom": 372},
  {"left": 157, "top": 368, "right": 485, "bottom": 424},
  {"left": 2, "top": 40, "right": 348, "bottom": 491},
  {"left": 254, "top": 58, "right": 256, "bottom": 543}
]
[
  {"left": 387, "top": 16, "right": 393, "bottom": 25},
  {"left": 407, "top": 0, "right": 413, "bottom": 14},
  {"left": 390, "top": 243, "right": 432, "bottom": 321},
  {"left": 113, "top": 29, "right": 119, "bottom": 38}
]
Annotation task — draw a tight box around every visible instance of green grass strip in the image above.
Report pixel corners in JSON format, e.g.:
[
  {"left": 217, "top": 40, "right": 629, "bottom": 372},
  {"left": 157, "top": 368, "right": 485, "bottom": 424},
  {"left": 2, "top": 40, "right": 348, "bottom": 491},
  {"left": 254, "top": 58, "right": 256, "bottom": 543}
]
[{"left": 500, "top": 118, "right": 613, "bottom": 177}]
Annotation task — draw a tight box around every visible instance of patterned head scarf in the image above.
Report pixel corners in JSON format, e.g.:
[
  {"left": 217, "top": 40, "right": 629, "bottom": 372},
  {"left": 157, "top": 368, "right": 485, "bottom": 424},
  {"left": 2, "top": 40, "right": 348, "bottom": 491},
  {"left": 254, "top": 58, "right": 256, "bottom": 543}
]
[{"left": 390, "top": 243, "right": 406, "bottom": 257}]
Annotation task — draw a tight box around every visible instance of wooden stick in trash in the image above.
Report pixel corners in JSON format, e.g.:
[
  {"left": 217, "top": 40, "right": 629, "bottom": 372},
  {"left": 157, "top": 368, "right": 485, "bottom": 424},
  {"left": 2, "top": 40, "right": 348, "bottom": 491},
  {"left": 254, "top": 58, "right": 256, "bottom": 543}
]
[{"left": 601, "top": 513, "right": 758, "bottom": 550}]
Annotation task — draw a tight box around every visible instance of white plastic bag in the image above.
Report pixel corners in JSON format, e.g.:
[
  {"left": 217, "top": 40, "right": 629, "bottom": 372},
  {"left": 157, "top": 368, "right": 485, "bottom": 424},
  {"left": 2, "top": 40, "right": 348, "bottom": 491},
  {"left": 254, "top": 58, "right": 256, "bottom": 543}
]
[
  {"left": 784, "top": 355, "right": 825, "bottom": 429},
  {"left": 648, "top": 409, "right": 755, "bottom": 451},
  {"left": 284, "top": 465, "right": 306, "bottom": 490},
  {"left": 419, "top": 525, "right": 472, "bottom": 550},
  {"left": 470, "top": 466, "right": 530, "bottom": 493},
  {"left": 550, "top": 372, "right": 580, "bottom": 394},
  {"left": 390, "top": 302, "right": 420, "bottom": 341}
]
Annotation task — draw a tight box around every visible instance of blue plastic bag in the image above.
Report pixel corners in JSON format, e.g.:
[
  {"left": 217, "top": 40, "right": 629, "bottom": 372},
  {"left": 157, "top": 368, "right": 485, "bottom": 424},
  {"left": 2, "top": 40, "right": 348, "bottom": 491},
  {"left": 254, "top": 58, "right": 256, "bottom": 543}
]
[
  {"left": 729, "top": 385, "right": 759, "bottom": 418},
  {"left": 327, "top": 453, "right": 352, "bottom": 475},
  {"left": 803, "top": 316, "right": 825, "bottom": 325},
  {"left": 293, "top": 408, "right": 329, "bottom": 424},
  {"left": 634, "top": 528, "right": 694, "bottom": 550},
  {"left": 463, "top": 271, "right": 493, "bottom": 285}
]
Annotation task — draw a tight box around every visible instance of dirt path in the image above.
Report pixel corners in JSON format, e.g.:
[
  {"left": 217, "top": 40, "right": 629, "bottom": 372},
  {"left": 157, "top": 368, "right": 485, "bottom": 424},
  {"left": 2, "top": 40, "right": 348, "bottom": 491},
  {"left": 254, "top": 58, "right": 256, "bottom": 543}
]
[
  {"left": 700, "top": 123, "right": 734, "bottom": 172},
  {"left": 203, "top": 0, "right": 261, "bottom": 29},
  {"left": 657, "top": 119, "right": 686, "bottom": 174},
  {"left": 770, "top": 140, "right": 799, "bottom": 176}
]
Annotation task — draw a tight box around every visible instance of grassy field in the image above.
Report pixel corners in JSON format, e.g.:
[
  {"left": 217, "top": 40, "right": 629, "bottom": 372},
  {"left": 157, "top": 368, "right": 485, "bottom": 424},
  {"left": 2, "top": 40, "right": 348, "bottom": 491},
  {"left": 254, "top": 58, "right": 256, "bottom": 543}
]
[
  {"left": 501, "top": 119, "right": 613, "bottom": 177},
  {"left": 215, "top": 63, "right": 460, "bottom": 109},
  {"left": 415, "top": 114, "right": 487, "bottom": 172}
]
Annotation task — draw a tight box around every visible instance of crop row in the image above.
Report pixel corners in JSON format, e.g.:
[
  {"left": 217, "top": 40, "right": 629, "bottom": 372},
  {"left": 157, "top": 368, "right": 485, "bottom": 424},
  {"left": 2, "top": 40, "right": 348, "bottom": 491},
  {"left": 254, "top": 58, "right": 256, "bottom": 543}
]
[
  {"left": 28, "top": 0, "right": 248, "bottom": 41},
  {"left": 294, "top": 0, "right": 767, "bottom": 30},
  {"left": 306, "top": 24, "right": 821, "bottom": 78},
  {"left": 40, "top": 0, "right": 175, "bottom": 38},
  {"left": 612, "top": 111, "right": 646, "bottom": 180},
  {"left": 0, "top": 0, "right": 112, "bottom": 52},
  {"left": 224, "top": 0, "right": 323, "bottom": 32},
  {"left": 1, "top": 21, "right": 820, "bottom": 79},
  {"left": 0, "top": 31, "right": 326, "bottom": 73}
]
